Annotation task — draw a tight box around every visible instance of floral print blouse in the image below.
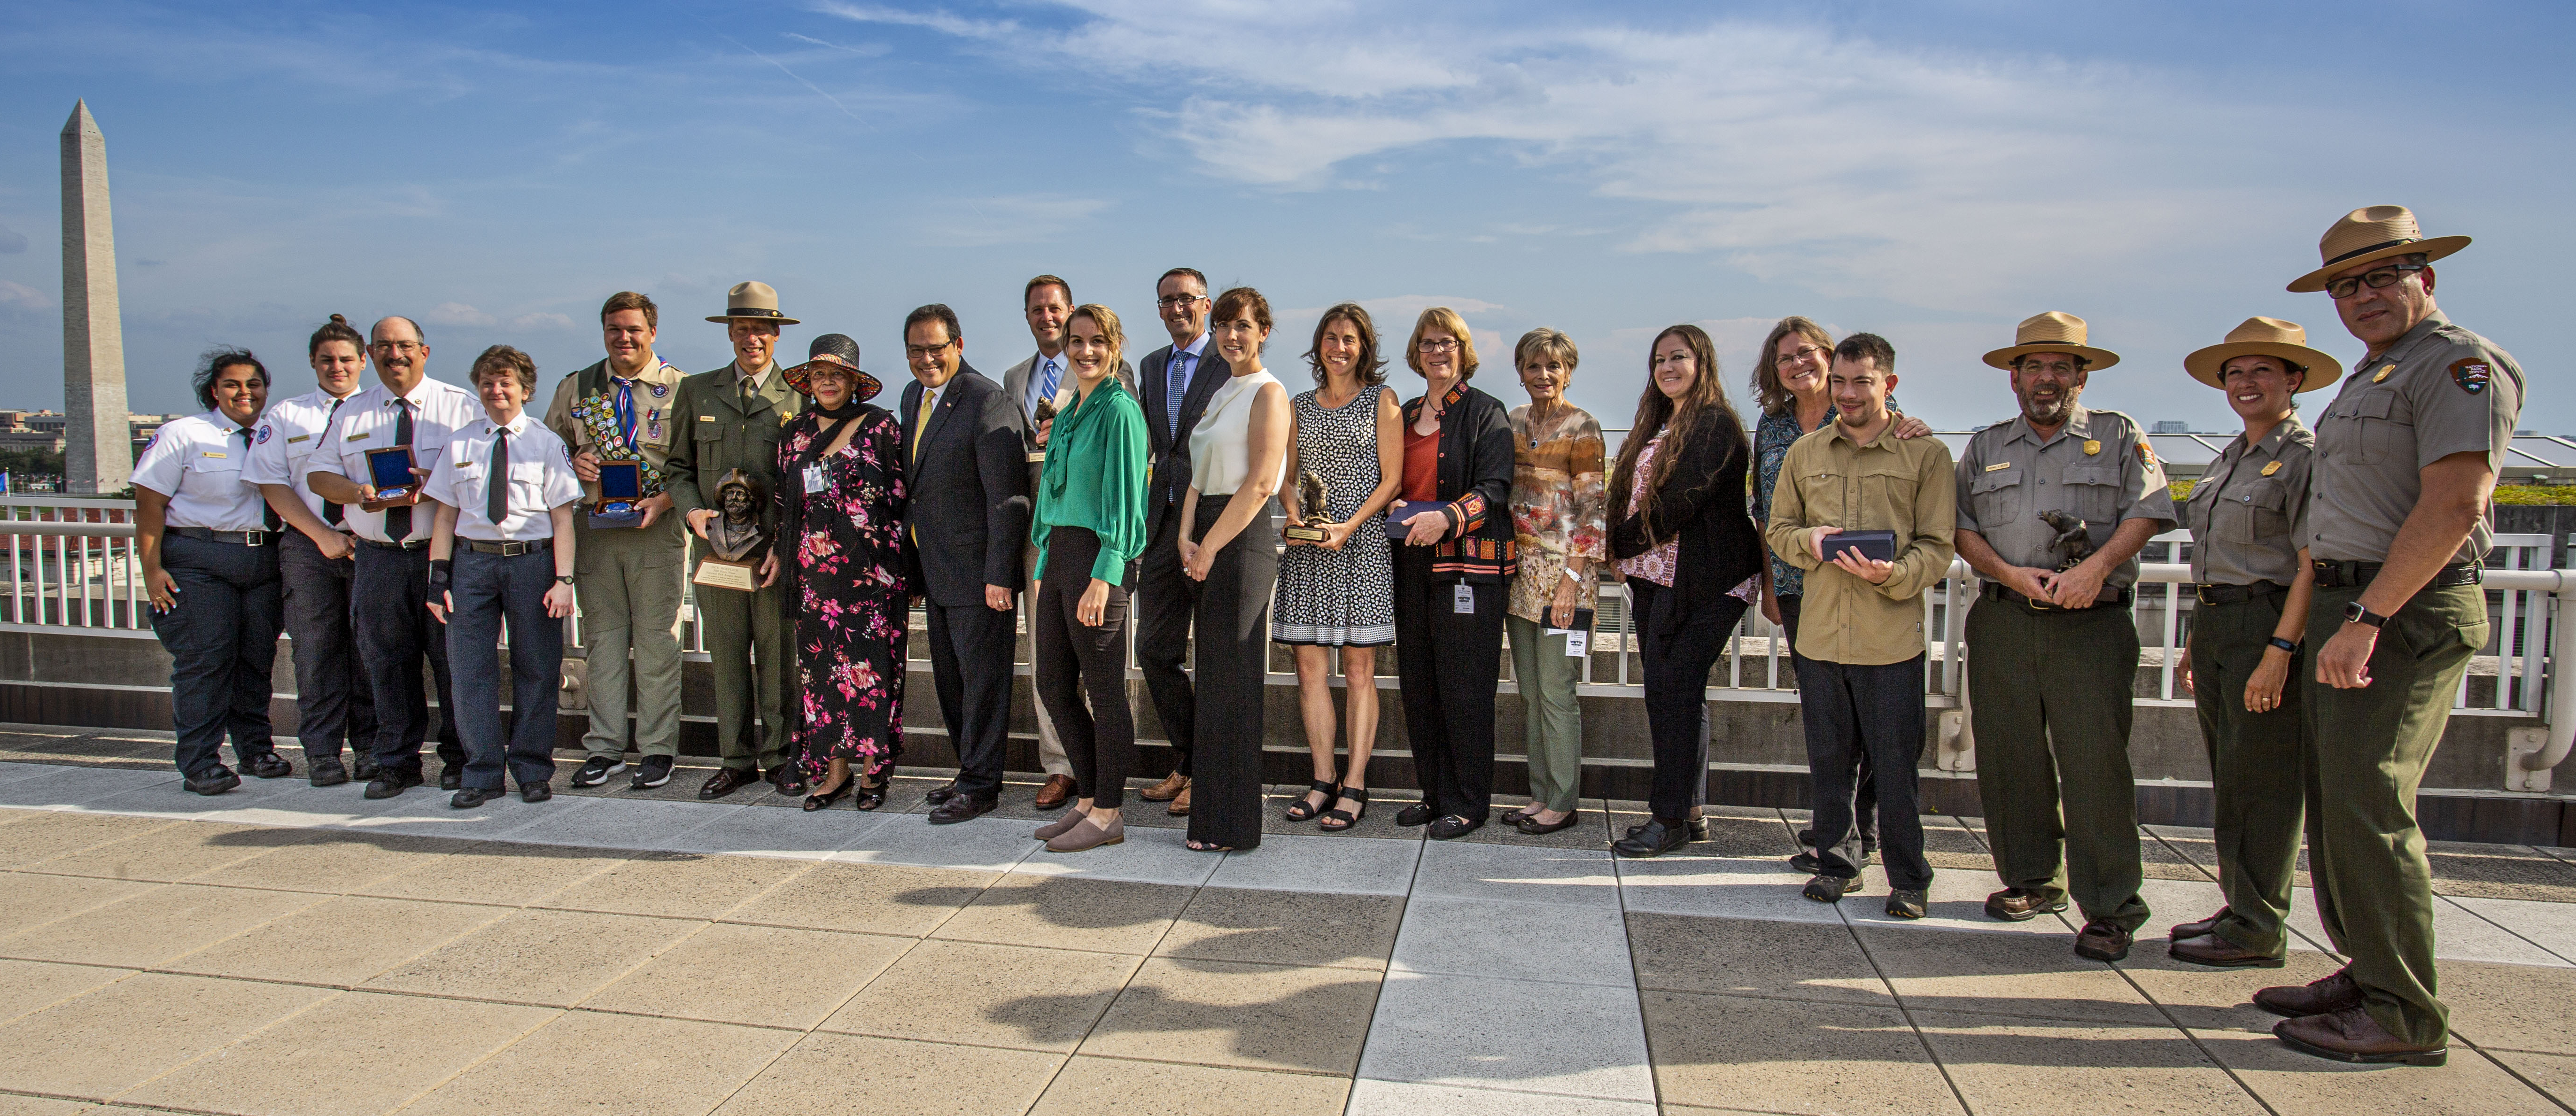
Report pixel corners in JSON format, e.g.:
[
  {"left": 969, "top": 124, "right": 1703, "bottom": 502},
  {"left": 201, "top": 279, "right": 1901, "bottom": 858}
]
[{"left": 1506, "top": 403, "right": 1607, "bottom": 622}]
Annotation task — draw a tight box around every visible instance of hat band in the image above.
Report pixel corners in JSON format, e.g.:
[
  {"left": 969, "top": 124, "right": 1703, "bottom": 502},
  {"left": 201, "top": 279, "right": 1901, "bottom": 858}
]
[
  {"left": 2322, "top": 236, "right": 2421, "bottom": 267},
  {"left": 726, "top": 307, "right": 784, "bottom": 318}
]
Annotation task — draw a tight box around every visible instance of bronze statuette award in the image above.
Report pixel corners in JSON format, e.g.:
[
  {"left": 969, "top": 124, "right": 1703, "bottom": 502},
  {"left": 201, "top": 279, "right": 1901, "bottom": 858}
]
[
  {"left": 692, "top": 468, "right": 768, "bottom": 592},
  {"left": 2038, "top": 510, "right": 2095, "bottom": 571},
  {"left": 1282, "top": 470, "right": 1330, "bottom": 543}
]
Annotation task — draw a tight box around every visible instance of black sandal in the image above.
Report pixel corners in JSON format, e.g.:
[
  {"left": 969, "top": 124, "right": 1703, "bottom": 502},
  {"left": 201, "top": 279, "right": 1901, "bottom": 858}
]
[
  {"left": 802, "top": 774, "right": 851, "bottom": 812},
  {"left": 853, "top": 773, "right": 888, "bottom": 812},
  {"left": 1185, "top": 840, "right": 1234, "bottom": 852},
  {"left": 1317, "top": 787, "right": 1369, "bottom": 832},
  {"left": 1283, "top": 779, "right": 1338, "bottom": 822}
]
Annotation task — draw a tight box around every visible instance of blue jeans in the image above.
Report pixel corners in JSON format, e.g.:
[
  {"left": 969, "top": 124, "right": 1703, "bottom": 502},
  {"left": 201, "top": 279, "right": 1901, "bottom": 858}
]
[
  {"left": 148, "top": 533, "right": 282, "bottom": 779},
  {"left": 445, "top": 546, "right": 562, "bottom": 791}
]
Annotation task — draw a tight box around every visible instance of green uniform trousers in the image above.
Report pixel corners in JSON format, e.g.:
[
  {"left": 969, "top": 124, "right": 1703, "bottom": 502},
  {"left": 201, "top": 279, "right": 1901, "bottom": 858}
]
[
  {"left": 694, "top": 550, "right": 794, "bottom": 771},
  {"left": 2188, "top": 593, "right": 2307, "bottom": 956},
  {"left": 1507, "top": 614, "right": 1584, "bottom": 813},
  {"left": 1966, "top": 595, "right": 2150, "bottom": 931},
  {"left": 2302, "top": 582, "right": 2485, "bottom": 1048},
  {"left": 574, "top": 518, "right": 688, "bottom": 760}
]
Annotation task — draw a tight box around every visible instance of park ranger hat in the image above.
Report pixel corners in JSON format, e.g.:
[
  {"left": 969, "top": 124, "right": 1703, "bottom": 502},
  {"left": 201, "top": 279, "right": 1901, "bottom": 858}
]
[
  {"left": 2286, "top": 205, "right": 2471, "bottom": 294},
  {"left": 2183, "top": 317, "right": 2344, "bottom": 393},
  {"left": 706, "top": 280, "right": 801, "bottom": 326},
  {"left": 1980, "top": 311, "right": 2120, "bottom": 371}
]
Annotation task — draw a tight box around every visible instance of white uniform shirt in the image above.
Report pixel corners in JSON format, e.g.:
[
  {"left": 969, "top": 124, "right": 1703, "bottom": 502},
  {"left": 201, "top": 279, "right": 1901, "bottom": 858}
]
[
  {"left": 243, "top": 386, "right": 364, "bottom": 521},
  {"left": 308, "top": 377, "right": 482, "bottom": 543},
  {"left": 421, "top": 414, "right": 583, "bottom": 542},
  {"left": 131, "top": 411, "right": 270, "bottom": 530}
]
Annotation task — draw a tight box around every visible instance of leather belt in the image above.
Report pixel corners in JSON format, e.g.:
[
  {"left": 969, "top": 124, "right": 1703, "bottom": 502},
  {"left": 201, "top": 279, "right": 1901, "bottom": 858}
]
[
  {"left": 2311, "top": 560, "right": 2482, "bottom": 590},
  {"left": 171, "top": 527, "right": 271, "bottom": 546},
  {"left": 1982, "top": 581, "right": 2133, "bottom": 611},
  {"left": 359, "top": 537, "right": 433, "bottom": 551},
  {"left": 465, "top": 538, "right": 552, "bottom": 557},
  {"left": 2194, "top": 581, "right": 2286, "bottom": 606}
]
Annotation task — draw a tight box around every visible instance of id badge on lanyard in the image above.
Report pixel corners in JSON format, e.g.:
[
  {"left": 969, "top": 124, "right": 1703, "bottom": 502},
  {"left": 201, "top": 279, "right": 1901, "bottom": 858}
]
[
  {"left": 802, "top": 463, "right": 829, "bottom": 495},
  {"left": 1452, "top": 582, "right": 1475, "bottom": 615}
]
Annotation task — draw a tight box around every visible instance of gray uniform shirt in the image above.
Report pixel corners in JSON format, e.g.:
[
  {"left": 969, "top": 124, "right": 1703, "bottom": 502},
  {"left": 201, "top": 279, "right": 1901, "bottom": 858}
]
[
  {"left": 2183, "top": 415, "right": 2313, "bottom": 586},
  {"left": 1955, "top": 405, "right": 2176, "bottom": 590},
  {"left": 2308, "top": 310, "right": 2523, "bottom": 565}
]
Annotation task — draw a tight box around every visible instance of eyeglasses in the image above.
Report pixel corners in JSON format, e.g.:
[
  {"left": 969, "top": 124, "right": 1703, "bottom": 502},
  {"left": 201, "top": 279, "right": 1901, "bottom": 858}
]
[
  {"left": 1416, "top": 339, "right": 1460, "bottom": 353},
  {"left": 1774, "top": 345, "right": 1826, "bottom": 368},
  {"left": 370, "top": 341, "right": 424, "bottom": 354},
  {"left": 2326, "top": 262, "right": 2426, "bottom": 300},
  {"left": 1156, "top": 294, "right": 1208, "bottom": 309},
  {"left": 904, "top": 342, "right": 954, "bottom": 358}
]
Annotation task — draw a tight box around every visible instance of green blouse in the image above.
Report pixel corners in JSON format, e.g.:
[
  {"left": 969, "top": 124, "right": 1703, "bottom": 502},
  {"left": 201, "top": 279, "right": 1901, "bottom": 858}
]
[{"left": 1032, "top": 378, "right": 1151, "bottom": 585}]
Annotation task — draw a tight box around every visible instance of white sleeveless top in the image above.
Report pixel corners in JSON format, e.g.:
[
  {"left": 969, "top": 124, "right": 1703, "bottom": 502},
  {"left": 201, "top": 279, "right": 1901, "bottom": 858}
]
[{"left": 1188, "top": 369, "right": 1285, "bottom": 496}]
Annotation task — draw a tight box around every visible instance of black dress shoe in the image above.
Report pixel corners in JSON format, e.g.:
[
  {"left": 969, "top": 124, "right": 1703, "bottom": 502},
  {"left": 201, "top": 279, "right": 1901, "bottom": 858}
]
[
  {"left": 2074, "top": 919, "right": 2134, "bottom": 962},
  {"left": 1396, "top": 802, "right": 1435, "bottom": 827},
  {"left": 184, "top": 767, "right": 241, "bottom": 796},
  {"left": 927, "top": 794, "right": 997, "bottom": 825},
  {"left": 352, "top": 755, "right": 381, "bottom": 780},
  {"left": 246, "top": 752, "right": 293, "bottom": 779},
  {"left": 450, "top": 786, "right": 506, "bottom": 809},
  {"left": 768, "top": 766, "right": 807, "bottom": 797},
  {"left": 1514, "top": 810, "right": 1582, "bottom": 836},
  {"left": 520, "top": 782, "right": 552, "bottom": 804},
  {"left": 1426, "top": 814, "right": 1481, "bottom": 840},
  {"left": 1627, "top": 816, "right": 1709, "bottom": 842},
  {"left": 439, "top": 767, "right": 465, "bottom": 791},
  {"left": 1614, "top": 818, "right": 1692, "bottom": 858},
  {"left": 307, "top": 756, "right": 349, "bottom": 788},
  {"left": 365, "top": 768, "right": 424, "bottom": 799},
  {"left": 699, "top": 766, "right": 760, "bottom": 800},
  {"left": 923, "top": 780, "right": 960, "bottom": 806}
]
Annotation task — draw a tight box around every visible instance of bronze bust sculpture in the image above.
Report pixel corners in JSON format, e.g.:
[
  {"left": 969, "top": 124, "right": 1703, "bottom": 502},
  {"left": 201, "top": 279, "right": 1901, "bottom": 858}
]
[{"left": 707, "top": 468, "right": 768, "bottom": 564}]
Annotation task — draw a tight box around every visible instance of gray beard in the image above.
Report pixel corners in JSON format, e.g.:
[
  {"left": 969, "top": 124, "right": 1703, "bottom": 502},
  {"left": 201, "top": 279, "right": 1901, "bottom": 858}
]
[{"left": 2018, "top": 392, "right": 2073, "bottom": 426}]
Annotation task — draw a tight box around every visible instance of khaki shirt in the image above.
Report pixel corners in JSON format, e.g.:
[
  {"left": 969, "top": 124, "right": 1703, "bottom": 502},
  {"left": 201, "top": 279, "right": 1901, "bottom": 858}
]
[
  {"left": 1765, "top": 420, "right": 1957, "bottom": 666},
  {"left": 1954, "top": 405, "right": 2175, "bottom": 589},
  {"left": 542, "top": 357, "right": 686, "bottom": 506},
  {"left": 2183, "top": 416, "right": 2312, "bottom": 586},
  {"left": 2308, "top": 310, "right": 2523, "bottom": 565}
]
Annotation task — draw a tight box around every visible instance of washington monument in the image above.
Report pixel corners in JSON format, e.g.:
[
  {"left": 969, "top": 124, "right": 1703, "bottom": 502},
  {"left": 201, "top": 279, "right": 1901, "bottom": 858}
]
[{"left": 60, "top": 100, "right": 131, "bottom": 495}]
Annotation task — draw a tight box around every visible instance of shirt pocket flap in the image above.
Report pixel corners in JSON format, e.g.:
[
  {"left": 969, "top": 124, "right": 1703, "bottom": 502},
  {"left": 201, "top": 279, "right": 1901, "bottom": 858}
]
[
  {"left": 2349, "top": 391, "right": 2397, "bottom": 420},
  {"left": 694, "top": 422, "right": 725, "bottom": 442},
  {"left": 2239, "top": 479, "right": 2289, "bottom": 511},
  {"left": 1970, "top": 469, "right": 2021, "bottom": 495},
  {"left": 188, "top": 455, "right": 244, "bottom": 474},
  {"left": 2063, "top": 463, "right": 2122, "bottom": 488}
]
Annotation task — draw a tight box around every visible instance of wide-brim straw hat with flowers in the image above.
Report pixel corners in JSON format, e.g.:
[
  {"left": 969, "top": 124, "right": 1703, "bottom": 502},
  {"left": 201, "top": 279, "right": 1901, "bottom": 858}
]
[
  {"left": 2286, "top": 205, "right": 2470, "bottom": 294},
  {"left": 705, "top": 280, "right": 802, "bottom": 325},
  {"left": 782, "top": 333, "right": 881, "bottom": 402},
  {"left": 2182, "top": 317, "right": 2344, "bottom": 393},
  {"left": 1981, "top": 310, "right": 2121, "bottom": 371}
]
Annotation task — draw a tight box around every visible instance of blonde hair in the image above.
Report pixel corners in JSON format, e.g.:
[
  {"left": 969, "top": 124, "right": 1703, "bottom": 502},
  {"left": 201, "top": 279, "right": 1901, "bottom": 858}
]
[
  {"left": 1514, "top": 327, "right": 1578, "bottom": 373},
  {"left": 1404, "top": 306, "right": 1480, "bottom": 379},
  {"left": 1068, "top": 303, "right": 1125, "bottom": 367}
]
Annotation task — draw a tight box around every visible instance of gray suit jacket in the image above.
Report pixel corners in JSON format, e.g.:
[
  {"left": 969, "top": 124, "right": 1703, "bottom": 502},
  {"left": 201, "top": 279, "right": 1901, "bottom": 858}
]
[{"left": 1000, "top": 349, "right": 1137, "bottom": 455}]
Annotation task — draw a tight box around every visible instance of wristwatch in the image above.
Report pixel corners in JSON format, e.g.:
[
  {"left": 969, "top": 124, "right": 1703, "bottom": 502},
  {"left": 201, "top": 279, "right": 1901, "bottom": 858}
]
[
  {"left": 556, "top": 574, "right": 576, "bottom": 586},
  {"left": 2342, "top": 600, "right": 2391, "bottom": 629}
]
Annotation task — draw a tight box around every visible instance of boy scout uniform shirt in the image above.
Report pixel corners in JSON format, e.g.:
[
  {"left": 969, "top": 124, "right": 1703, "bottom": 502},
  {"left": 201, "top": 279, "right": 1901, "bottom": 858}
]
[
  {"left": 540, "top": 357, "right": 685, "bottom": 506},
  {"left": 1763, "top": 420, "right": 1958, "bottom": 665},
  {"left": 2183, "top": 416, "right": 2313, "bottom": 587},
  {"left": 2308, "top": 310, "right": 2524, "bottom": 566},
  {"left": 1954, "top": 405, "right": 2175, "bottom": 589},
  {"left": 243, "top": 388, "right": 364, "bottom": 521},
  {"left": 132, "top": 411, "right": 269, "bottom": 530},
  {"left": 420, "top": 417, "right": 584, "bottom": 542},
  {"left": 309, "top": 378, "right": 483, "bottom": 544}
]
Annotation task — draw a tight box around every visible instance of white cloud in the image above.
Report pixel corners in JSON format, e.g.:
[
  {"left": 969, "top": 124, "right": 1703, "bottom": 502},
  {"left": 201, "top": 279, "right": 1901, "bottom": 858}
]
[
  {"left": 424, "top": 302, "right": 496, "bottom": 326},
  {"left": 0, "top": 281, "right": 54, "bottom": 312},
  {"left": 810, "top": 1, "right": 1019, "bottom": 39}
]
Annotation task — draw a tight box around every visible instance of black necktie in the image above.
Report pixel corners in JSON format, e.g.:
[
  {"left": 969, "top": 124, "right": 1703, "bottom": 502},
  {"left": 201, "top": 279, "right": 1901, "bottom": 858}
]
[
  {"left": 322, "top": 396, "right": 346, "bottom": 526},
  {"left": 241, "top": 428, "right": 281, "bottom": 531},
  {"left": 487, "top": 426, "right": 510, "bottom": 527},
  {"left": 385, "top": 400, "right": 415, "bottom": 542}
]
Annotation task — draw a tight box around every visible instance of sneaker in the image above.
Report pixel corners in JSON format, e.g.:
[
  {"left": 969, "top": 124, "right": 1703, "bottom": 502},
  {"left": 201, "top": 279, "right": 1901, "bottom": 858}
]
[
  {"left": 1885, "top": 889, "right": 1929, "bottom": 920},
  {"left": 570, "top": 756, "right": 625, "bottom": 788},
  {"left": 631, "top": 755, "right": 674, "bottom": 789},
  {"left": 1801, "top": 874, "right": 1861, "bottom": 903}
]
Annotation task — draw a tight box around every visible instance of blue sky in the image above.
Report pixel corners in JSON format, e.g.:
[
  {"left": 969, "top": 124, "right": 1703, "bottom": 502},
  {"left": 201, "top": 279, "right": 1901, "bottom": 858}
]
[{"left": 0, "top": 0, "right": 2566, "bottom": 433}]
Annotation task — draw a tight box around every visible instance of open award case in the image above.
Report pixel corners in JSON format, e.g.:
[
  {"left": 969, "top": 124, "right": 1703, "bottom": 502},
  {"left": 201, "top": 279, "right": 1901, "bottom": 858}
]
[
  {"left": 590, "top": 461, "right": 644, "bottom": 528},
  {"left": 359, "top": 446, "right": 418, "bottom": 511}
]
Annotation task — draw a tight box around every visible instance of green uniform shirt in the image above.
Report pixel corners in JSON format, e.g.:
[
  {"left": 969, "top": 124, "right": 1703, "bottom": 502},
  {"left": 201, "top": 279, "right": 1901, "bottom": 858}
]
[
  {"left": 1763, "top": 419, "right": 1957, "bottom": 666},
  {"left": 2183, "top": 415, "right": 2312, "bottom": 587},
  {"left": 542, "top": 357, "right": 686, "bottom": 507},
  {"left": 1032, "top": 380, "right": 1152, "bottom": 585},
  {"left": 1955, "top": 405, "right": 2176, "bottom": 589},
  {"left": 2308, "top": 310, "right": 2523, "bottom": 565},
  {"left": 663, "top": 361, "right": 803, "bottom": 537}
]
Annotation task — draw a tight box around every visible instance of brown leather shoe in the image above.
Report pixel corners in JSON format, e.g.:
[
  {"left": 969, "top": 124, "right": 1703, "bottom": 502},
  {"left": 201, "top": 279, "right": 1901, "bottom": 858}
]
[
  {"left": 2168, "top": 932, "right": 2285, "bottom": 969},
  {"left": 2253, "top": 967, "right": 2364, "bottom": 1018},
  {"left": 1984, "top": 887, "right": 2068, "bottom": 922},
  {"left": 2169, "top": 907, "right": 2228, "bottom": 941},
  {"left": 1032, "top": 775, "right": 1076, "bottom": 811},
  {"left": 1138, "top": 772, "right": 1189, "bottom": 802},
  {"left": 2275, "top": 1006, "right": 2447, "bottom": 1066},
  {"left": 2073, "top": 919, "right": 2134, "bottom": 962},
  {"left": 1167, "top": 784, "right": 1192, "bottom": 816}
]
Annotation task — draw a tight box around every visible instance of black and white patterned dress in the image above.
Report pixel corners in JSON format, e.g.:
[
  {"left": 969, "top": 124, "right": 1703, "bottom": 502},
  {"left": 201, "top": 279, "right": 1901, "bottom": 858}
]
[{"left": 1272, "top": 387, "right": 1396, "bottom": 646}]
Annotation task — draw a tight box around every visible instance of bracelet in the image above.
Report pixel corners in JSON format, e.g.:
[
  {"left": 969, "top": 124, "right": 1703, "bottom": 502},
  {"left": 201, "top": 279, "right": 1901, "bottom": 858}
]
[
  {"left": 427, "top": 558, "right": 452, "bottom": 589},
  {"left": 2265, "top": 636, "right": 2300, "bottom": 654}
]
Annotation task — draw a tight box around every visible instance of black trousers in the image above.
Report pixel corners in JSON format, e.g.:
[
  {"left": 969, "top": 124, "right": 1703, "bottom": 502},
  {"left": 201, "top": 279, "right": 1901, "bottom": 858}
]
[
  {"left": 1795, "top": 654, "right": 1931, "bottom": 889},
  {"left": 277, "top": 531, "right": 375, "bottom": 761},
  {"left": 1034, "top": 528, "right": 1136, "bottom": 808},
  {"left": 353, "top": 540, "right": 462, "bottom": 775},
  {"left": 1781, "top": 594, "right": 1875, "bottom": 845},
  {"left": 149, "top": 533, "right": 283, "bottom": 780},
  {"left": 1186, "top": 494, "right": 1276, "bottom": 849},
  {"left": 1134, "top": 510, "right": 1200, "bottom": 777},
  {"left": 1632, "top": 578, "right": 1746, "bottom": 822},
  {"left": 927, "top": 595, "right": 1018, "bottom": 799},
  {"left": 446, "top": 547, "right": 560, "bottom": 791},
  {"left": 1393, "top": 549, "right": 1505, "bottom": 823}
]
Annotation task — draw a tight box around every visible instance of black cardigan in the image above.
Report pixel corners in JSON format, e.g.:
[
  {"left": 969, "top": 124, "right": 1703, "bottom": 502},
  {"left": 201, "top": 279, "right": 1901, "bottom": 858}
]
[
  {"left": 1399, "top": 380, "right": 1517, "bottom": 583},
  {"left": 1609, "top": 415, "right": 1763, "bottom": 626}
]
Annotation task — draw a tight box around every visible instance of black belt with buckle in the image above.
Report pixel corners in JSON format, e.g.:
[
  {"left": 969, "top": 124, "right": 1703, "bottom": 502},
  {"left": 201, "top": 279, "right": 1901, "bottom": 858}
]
[
  {"left": 2194, "top": 581, "right": 2286, "bottom": 606},
  {"left": 465, "top": 538, "right": 552, "bottom": 557},
  {"left": 2310, "top": 560, "right": 2482, "bottom": 590},
  {"left": 171, "top": 527, "right": 272, "bottom": 546},
  {"left": 359, "top": 537, "right": 433, "bottom": 551},
  {"left": 1982, "top": 581, "right": 2134, "bottom": 611}
]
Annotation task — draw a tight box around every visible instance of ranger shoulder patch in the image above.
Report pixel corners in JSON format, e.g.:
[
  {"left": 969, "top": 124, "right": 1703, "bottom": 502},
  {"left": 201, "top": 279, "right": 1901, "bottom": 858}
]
[{"left": 2449, "top": 356, "right": 2492, "bottom": 395}]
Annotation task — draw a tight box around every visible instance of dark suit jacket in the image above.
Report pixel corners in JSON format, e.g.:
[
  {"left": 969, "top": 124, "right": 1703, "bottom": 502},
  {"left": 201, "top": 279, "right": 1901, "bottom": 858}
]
[
  {"left": 898, "top": 364, "right": 1030, "bottom": 608},
  {"left": 1133, "top": 340, "right": 1230, "bottom": 540},
  {"left": 1608, "top": 415, "right": 1764, "bottom": 634}
]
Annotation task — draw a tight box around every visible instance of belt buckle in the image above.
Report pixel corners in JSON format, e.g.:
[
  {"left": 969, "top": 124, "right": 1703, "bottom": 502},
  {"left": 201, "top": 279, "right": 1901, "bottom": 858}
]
[
  {"left": 244, "top": 530, "right": 267, "bottom": 547},
  {"left": 2195, "top": 584, "right": 2216, "bottom": 607},
  {"left": 2024, "top": 590, "right": 2054, "bottom": 611}
]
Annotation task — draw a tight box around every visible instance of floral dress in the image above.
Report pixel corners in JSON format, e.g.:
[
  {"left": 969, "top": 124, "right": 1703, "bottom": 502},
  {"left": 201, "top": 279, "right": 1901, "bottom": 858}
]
[{"left": 775, "top": 406, "right": 909, "bottom": 778}]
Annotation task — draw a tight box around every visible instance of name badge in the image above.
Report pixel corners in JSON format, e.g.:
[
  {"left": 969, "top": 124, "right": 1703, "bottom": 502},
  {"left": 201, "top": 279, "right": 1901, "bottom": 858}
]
[
  {"left": 1452, "top": 583, "right": 1475, "bottom": 615},
  {"left": 802, "top": 463, "right": 829, "bottom": 495},
  {"left": 286, "top": 434, "right": 311, "bottom": 444},
  {"left": 1984, "top": 462, "right": 2011, "bottom": 473},
  {"left": 201, "top": 451, "right": 227, "bottom": 458},
  {"left": 345, "top": 431, "right": 372, "bottom": 442},
  {"left": 1562, "top": 628, "right": 1589, "bottom": 657}
]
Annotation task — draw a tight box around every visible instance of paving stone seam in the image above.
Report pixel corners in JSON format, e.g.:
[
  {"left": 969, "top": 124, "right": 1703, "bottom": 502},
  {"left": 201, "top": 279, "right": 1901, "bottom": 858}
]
[
  {"left": 1829, "top": 900, "right": 1977, "bottom": 1116},
  {"left": 2438, "top": 892, "right": 2576, "bottom": 967},
  {"left": 1343, "top": 822, "right": 1433, "bottom": 1116},
  {"left": 2099, "top": 952, "right": 2288, "bottom": 1116},
  {"left": 2461, "top": 1041, "right": 2576, "bottom": 1115}
]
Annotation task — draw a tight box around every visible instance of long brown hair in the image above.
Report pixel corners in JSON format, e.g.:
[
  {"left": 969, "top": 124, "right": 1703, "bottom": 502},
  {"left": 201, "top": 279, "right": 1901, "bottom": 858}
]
[
  {"left": 1749, "top": 316, "right": 1833, "bottom": 417},
  {"left": 1606, "top": 324, "right": 1741, "bottom": 547},
  {"left": 1304, "top": 302, "right": 1386, "bottom": 388}
]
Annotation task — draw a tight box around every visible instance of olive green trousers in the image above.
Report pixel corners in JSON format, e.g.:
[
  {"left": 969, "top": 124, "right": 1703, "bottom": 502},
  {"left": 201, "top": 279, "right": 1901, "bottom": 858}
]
[{"left": 2188, "top": 592, "right": 2308, "bottom": 956}]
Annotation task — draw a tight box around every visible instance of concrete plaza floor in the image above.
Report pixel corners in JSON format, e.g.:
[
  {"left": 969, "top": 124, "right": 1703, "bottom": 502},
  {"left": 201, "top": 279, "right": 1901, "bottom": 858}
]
[{"left": 0, "top": 724, "right": 2570, "bottom": 1115}]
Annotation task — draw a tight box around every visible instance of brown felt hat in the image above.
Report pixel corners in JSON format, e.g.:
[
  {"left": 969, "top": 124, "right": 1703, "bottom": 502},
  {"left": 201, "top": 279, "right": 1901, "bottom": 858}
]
[
  {"left": 706, "top": 280, "right": 801, "bottom": 326},
  {"left": 1981, "top": 311, "right": 2120, "bottom": 371},
  {"left": 2286, "top": 205, "right": 2470, "bottom": 294},
  {"left": 2182, "top": 317, "right": 2344, "bottom": 394}
]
